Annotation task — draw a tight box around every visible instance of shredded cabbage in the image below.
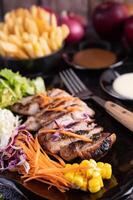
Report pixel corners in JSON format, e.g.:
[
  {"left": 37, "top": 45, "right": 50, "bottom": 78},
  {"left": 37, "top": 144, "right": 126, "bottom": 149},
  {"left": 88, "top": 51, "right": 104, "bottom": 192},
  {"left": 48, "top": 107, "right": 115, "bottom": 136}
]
[
  {"left": 0, "top": 109, "right": 30, "bottom": 172},
  {"left": 0, "top": 109, "right": 20, "bottom": 149}
]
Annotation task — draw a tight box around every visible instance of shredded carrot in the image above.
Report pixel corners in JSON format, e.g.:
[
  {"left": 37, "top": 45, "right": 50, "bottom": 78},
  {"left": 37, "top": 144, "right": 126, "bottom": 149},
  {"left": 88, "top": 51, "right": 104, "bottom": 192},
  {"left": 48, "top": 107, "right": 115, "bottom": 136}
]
[
  {"left": 16, "top": 131, "right": 69, "bottom": 191},
  {"left": 38, "top": 129, "right": 92, "bottom": 143},
  {"left": 37, "top": 93, "right": 52, "bottom": 107},
  {"left": 37, "top": 93, "right": 82, "bottom": 112},
  {"left": 16, "top": 130, "right": 89, "bottom": 192}
]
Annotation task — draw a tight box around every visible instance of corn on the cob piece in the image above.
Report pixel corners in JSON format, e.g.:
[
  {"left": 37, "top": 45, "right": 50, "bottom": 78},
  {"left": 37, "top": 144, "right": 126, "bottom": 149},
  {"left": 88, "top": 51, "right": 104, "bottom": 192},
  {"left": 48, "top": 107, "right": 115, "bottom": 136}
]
[{"left": 64, "top": 159, "right": 112, "bottom": 193}]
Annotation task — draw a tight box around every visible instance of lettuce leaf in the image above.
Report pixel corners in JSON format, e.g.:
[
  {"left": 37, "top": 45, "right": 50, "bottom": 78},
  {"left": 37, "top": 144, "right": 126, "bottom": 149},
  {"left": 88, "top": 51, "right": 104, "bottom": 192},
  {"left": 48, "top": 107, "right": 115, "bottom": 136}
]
[{"left": 0, "top": 69, "right": 45, "bottom": 108}]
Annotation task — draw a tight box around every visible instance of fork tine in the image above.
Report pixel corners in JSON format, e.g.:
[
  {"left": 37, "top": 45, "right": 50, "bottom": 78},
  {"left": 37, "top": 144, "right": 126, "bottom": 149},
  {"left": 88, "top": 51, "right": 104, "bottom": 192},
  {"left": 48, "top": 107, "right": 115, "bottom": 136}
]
[
  {"left": 69, "top": 68, "right": 87, "bottom": 90},
  {"left": 59, "top": 72, "right": 76, "bottom": 95},
  {"left": 65, "top": 69, "right": 84, "bottom": 92},
  {"left": 65, "top": 70, "right": 82, "bottom": 92}
]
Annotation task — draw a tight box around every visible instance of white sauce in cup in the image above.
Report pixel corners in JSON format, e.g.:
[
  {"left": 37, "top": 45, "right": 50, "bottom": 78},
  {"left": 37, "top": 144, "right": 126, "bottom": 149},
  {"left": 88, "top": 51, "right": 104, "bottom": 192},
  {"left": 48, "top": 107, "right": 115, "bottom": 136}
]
[{"left": 113, "top": 73, "right": 133, "bottom": 100}]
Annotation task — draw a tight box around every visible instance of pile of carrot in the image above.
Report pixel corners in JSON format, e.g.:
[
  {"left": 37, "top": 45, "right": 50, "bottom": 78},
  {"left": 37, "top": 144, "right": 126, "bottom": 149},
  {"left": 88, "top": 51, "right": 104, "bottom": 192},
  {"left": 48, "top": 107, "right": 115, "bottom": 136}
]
[{"left": 16, "top": 130, "right": 84, "bottom": 192}]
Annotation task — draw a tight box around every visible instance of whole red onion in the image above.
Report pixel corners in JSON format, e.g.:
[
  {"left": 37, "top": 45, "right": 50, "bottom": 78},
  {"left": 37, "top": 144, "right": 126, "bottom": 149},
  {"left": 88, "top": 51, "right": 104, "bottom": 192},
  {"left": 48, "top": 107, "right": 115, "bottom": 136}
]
[
  {"left": 124, "top": 16, "right": 133, "bottom": 47},
  {"left": 60, "top": 12, "right": 85, "bottom": 43},
  {"left": 92, "top": 2, "right": 129, "bottom": 41},
  {"left": 69, "top": 12, "right": 88, "bottom": 29}
]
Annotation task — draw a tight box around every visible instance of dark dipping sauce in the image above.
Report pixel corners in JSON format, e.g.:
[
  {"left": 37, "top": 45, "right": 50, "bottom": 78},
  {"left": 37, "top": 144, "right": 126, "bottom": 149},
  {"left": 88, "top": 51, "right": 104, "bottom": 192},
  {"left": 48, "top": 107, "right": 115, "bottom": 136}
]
[{"left": 73, "top": 48, "right": 117, "bottom": 69}]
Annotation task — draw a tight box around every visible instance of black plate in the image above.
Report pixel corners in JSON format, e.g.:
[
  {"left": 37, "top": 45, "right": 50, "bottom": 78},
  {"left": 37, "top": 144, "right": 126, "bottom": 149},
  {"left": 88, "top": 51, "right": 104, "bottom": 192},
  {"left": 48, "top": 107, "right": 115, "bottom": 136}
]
[
  {"left": 63, "top": 40, "right": 127, "bottom": 70},
  {"left": 2, "top": 73, "right": 133, "bottom": 200},
  {"left": 100, "top": 62, "right": 133, "bottom": 100}
]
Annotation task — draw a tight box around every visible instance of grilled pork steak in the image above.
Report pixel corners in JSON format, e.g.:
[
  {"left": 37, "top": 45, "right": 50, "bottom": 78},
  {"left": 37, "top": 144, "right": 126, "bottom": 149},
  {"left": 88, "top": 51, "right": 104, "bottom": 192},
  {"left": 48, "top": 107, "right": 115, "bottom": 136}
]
[
  {"left": 11, "top": 89, "right": 95, "bottom": 131},
  {"left": 38, "top": 127, "right": 103, "bottom": 154},
  {"left": 11, "top": 88, "right": 116, "bottom": 161},
  {"left": 59, "top": 133, "right": 116, "bottom": 161}
]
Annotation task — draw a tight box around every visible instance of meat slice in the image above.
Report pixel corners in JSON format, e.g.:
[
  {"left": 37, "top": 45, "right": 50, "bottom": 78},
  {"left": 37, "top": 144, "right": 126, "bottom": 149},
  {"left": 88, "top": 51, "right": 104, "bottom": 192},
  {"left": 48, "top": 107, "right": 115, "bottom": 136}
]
[
  {"left": 10, "top": 88, "right": 95, "bottom": 131},
  {"left": 38, "top": 126, "right": 103, "bottom": 154},
  {"left": 11, "top": 95, "right": 42, "bottom": 115},
  {"left": 25, "top": 116, "right": 41, "bottom": 131},
  {"left": 45, "top": 121, "right": 96, "bottom": 132},
  {"left": 59, "top": 133, "right": 116, "bottom": 161}
]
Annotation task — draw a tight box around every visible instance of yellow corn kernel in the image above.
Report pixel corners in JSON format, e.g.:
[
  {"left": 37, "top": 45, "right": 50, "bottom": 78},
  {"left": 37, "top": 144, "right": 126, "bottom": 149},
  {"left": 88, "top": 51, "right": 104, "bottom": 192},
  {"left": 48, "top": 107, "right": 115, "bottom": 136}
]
[
  {"left": 88, "top": 178, "right": 101, "bottom": 193},
  {"left": 90, "top": 159, "right": 97, "bottom": 167},
  {"left": 72, "top": 163, "right": 79, "bottom": 168},
  {"left": 65, "top": 164, "right": 71, "bottom": 168},
  {"left": 80, "top": 160, "right": 90, "bottom": 167},
  {"left": 86, "top": 168, "right": 94, "bottom": 178},
  {"left": 73, "top": 175, "right": 84, "bottom": 188},
  {"left": 97, "top": 162, "right": 104, "bottom": 168},
  {"left": 92, "top": 171, "right": 103, "bottom": 188},
  {"left": 80, "top": 160, "right": 91, "bottom": 176},
  {"left": 104, "top": 163, "right": 112, "bottom": 179},
  {"left": 100, "top": 167, "right": 106, "bottom": 179},
  {"left": 92, "top": 171, "right": 101, "bottom": 178},
  {"left": 81, "top": 179, "right": 87, "bottom": 191},
  {"left": 64, "top": 172, "right": 74, "bottom": 182},
  {"left": 98, "top": 176, "right": 104, "bottom": 187}
]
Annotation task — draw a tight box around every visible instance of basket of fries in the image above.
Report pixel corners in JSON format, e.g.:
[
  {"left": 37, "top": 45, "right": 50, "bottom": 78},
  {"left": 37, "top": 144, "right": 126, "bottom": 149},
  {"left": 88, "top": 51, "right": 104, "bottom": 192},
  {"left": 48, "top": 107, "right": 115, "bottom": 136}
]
[{"left": 0, "top": 6, "right": 69, "bottom": 74}]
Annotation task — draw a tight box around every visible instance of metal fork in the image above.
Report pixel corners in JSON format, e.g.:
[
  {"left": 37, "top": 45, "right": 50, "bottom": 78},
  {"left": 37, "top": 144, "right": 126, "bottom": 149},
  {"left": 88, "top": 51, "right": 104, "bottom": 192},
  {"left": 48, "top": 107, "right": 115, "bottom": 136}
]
[{"left": 59, "top": 68, "right": 133, "bottom": 132}]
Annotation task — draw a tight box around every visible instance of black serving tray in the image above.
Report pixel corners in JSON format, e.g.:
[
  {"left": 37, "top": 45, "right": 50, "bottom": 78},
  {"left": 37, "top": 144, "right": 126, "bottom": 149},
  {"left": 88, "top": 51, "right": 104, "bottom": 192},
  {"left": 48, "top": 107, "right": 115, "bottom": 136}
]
[{"left": 2, "top": 69, "right": 133, "bottom": 200}]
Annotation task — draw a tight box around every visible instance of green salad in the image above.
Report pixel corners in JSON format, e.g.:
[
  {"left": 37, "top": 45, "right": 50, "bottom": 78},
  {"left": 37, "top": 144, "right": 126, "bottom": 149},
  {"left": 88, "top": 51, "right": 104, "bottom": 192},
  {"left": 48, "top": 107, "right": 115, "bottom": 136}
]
[{"left": 0, "top": 69, "right": 45, "bottom": 108}]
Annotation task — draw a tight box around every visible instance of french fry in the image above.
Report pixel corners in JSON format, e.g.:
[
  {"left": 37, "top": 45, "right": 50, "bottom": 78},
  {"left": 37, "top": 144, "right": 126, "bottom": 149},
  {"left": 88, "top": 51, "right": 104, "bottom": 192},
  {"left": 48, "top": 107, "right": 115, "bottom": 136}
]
[
  {"left": 61, "top": 24, "right": 70, "bottom": 40},
  {"left": 42, "top": 32, "right": 49, "bottom": 40},
  {"left": 38, "top": 7, "right": 50, "bottom": 24},
  {"left": 48, "top": 38, "right": 58, "bottom": 51},
  {"left": 25, "top": 18, "right": 39, "bottom": 36},
  {"left": 8, "top": 35, "right": 22, "bottom": 47},
  {"left": 0, "top": 23, "right": 4, "bottom": 31},
  {"left": 11, "top": 49, "right": 29, "bottom": 59},
  {"left": 32, "top": 41, "right": 44, "bottom": 57},
  {"left": 22, "top": 32, "right": 29, "bottom": 43},
  {"left": 0, "top": 43, "right": 7, "bottom": 57},
  {"left": 0, "top": 6, "right": 69, "bottom": 59},
  {"left": 5, "top": 19, "right": 14, "bottom": 34},
  {"left": 5, "top": 11, "right": 15, "bottom": 23},
  {"left": 3, "top": 24, "right": 9, "bottom": 35},
  {"left": 0, "top": 40, "right": 28, "bottom": 59},
  {"left": 56, "top": 27, "right": 63, "bottom": 48},
  {"left": 39, "top": 37, "right": 52, "bottom": 56},
  {"left": 0, "top": 31, "right": 8, "bottom": 41},
  {"left": 23, "top": 42, "right": 35, "bottom": 58},
  {"left": 35, "top": 18, "right": 45, "bottom": 35},
  {"left": 0, "top": 41, "right": 18, "bottom": 53},
  {"left": 30, "top": 5, "right": 38, "bottom": 19},
  {"left": 15, "top": 50, "right": 29, "bottom": 59},
  {"left": 51, "top": 14, "right": 57, "bottom": 28},
  {"left": 14, "top": 23, "right": 22, "bottom": 37}
]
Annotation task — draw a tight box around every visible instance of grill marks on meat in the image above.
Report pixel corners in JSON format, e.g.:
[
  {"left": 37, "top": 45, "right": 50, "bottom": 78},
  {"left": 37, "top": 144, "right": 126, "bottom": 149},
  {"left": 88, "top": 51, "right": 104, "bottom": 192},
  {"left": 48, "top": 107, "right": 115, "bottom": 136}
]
[
  {"left": 10, "top": 88, "right": 116, "bottom": 161},
  {"left": 38, "top": 127, "right": 103, "bottom": 154},
  {"left": 11, "top": 89, "right": 95, "bottom": 131},
  {"left": 59, "top": 133, "right": 116, "bottom": 161}
]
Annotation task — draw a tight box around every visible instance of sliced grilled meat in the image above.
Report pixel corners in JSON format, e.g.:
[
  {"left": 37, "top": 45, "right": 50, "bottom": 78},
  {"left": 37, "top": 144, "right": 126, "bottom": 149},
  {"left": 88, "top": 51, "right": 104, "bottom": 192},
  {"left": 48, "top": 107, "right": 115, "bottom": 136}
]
[
  {"left": 38, "top": 126, "right": 103, "bottom": 154},
  {"left": 59, "top": 133, "right": 116, "bottom": 161},
  {"left": 11, "top": 88, "right": 116, "bottom": 161},
  {"left": 11, "top": 95, "right": 42, "bottom": 115},
  {"left": 24, "top": 116, "right": 41, "bottom": 131},
  {"left": 45, "top": 121, "right": 96, "bottom": 132},
  {"left": 11, "top": 89, "right": 95, "bottom": 131}
]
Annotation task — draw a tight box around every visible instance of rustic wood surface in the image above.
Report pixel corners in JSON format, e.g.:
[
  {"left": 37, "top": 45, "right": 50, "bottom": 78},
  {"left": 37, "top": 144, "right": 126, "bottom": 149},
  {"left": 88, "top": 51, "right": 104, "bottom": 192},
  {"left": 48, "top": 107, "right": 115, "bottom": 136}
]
[
  {"left": 1, "top": 0, "right": 88, "bottom": 15},
  {"left": 0, "top": 0, "right": 133, "bottom": 18}
]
